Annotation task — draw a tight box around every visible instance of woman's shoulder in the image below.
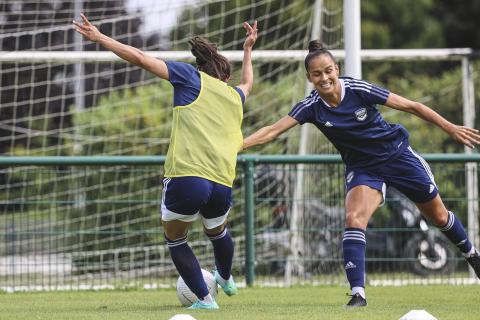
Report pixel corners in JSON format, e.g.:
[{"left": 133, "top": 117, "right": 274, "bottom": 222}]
[
  {"left": 165, "top": 60, "right": 198, "bottom": 75},
  {"left": 341, "top": 77, "right": 389, "bottom": 104}
]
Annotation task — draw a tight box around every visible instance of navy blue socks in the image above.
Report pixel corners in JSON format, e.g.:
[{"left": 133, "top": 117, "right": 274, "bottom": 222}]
[
  {"left": 165, "top": 234, "right": 209, "bottom": 300},
  {"left": 343, "top": 228, "right": 366, "bottom": 292},
  {"left": 207, "top": 228, "right": 234, "bottom": 280},
  {"left": 439, "top": 211, "right": 473, "bottom": 255}
]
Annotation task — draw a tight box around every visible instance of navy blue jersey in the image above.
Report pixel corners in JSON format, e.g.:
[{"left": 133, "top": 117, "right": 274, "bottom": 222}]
[
  {"left": 289, "top": 77, "right": 409, "bottom": 169},
  {"left": 165, "top": 61, "right": 245, "bottom": 106}
]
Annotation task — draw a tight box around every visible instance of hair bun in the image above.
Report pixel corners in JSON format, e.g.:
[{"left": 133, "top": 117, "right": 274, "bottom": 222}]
[{"left": 308, "top": 40, "right": 324, "bottom": 53}]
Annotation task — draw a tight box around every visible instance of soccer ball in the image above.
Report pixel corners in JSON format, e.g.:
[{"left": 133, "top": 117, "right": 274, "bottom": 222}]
[{"left": 176, "top": 268, "right": 218, "bottom": 307}]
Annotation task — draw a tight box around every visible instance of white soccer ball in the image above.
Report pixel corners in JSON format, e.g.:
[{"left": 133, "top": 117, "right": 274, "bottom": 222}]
[{"left": 176, "top": 268, "right": 218, "bottom": 307}]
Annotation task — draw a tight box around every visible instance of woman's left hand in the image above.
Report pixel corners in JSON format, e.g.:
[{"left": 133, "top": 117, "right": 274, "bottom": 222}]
[
  {"left": 449, "top": 125, "right": 480, "bottom": 148},
  {"left": 243, "top": 20, "right": 258, "bottom": 49},
  {"left": 73, "top": 13, "right": 101, "bottom": 42}
]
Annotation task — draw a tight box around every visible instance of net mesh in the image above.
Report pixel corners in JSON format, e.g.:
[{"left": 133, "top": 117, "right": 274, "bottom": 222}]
[
  {"left": 4, "top": 1, "right": 471, "bottom": 291},
  {"left": 0, "top": 0, "right": 346, "bottom": 290}
]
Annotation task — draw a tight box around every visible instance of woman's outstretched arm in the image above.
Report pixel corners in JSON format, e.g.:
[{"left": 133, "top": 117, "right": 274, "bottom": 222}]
[
  {"left": 73, "top": 13, "right": 169, "bottom": 80},
  {"left": 236, "top": 21, "right": 258, "bottom": 98},
  {"left": 385, "top": 92, "right": 480, "bottom": 149},
  {"left": 243, "top": 116, "right": 298, "bottom": 150}
]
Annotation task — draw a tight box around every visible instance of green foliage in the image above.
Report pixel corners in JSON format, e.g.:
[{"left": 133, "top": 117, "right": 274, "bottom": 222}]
[
  {"left": 67, "top": 83, "right": 173, "bottom": 251},
  {"left": 172, "top": 0, "right": 315, "bottom": 50},
  {"left": 362, "top": 0, "right": 444, "bottom": 49},
  {"left": 72, "top": 81, "right": 173, "bottom": 156},
  {"left": 364, "top": 62, "right": 480, "bottom": 219}
]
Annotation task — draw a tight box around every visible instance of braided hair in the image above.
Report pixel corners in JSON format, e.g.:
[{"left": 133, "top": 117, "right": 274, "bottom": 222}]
[{"left": 189, "top": 36, "right": 231, "bottom": 82}]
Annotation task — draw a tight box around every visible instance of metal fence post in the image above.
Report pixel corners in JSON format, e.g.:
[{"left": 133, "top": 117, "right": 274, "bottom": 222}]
[
  {"left": 244, "top": 159, "right": 255, "bottom": 286},
  {"left": 462, "top": 57, "right": 479, "bottom": 279}
]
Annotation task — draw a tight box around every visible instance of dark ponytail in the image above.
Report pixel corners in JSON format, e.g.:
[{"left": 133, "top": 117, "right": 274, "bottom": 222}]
[
  {"left": 304, "top": 40, "right": 336, "bottom": 71},
  {"left": 189, "top": 36, "right": 231, "bottom": 82}
]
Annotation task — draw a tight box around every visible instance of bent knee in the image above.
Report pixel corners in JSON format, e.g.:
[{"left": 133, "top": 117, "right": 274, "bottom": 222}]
[
  {"left": 204, "top": 221, "right": 227, "bottom": 236},
  {"left": 345, "top": 210, "right": 369, "bottom": 229},
  {"left": 162, "top": 220, "right": 190, "bottom": 240},
  {"left": 164, "top": 229, "right": 187, "bottom": 241},
  {"left": 432, "top": 212, "right": 449, "bottom": 227}
]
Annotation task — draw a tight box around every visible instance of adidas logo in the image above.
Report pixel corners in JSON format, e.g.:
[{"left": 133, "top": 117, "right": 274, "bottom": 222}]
[
  {"left": 429, "top": 184, "right": 435, "bottom": 193},
  {"left": 345, "top": 261, "right": 356, "bottom": 270},
  {"left": 325, "top": 121, "right": 333, "bottom": 127}
]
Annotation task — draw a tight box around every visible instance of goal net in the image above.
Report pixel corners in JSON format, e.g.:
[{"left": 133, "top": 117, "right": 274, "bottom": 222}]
[{"left": 0, "top": 0, "right": 346, "bottom": 290}]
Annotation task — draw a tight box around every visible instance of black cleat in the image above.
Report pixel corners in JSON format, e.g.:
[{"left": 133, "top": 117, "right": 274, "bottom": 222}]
[
  {"left": 345, "top": 293, "right": 367, "bottom": 307},
  {"left": 466, "top": 250, "right": 480, "bottom": 279}
]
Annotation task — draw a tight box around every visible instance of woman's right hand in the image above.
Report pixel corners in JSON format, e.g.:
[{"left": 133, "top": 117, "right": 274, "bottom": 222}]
[
  {"left": 243, "top": 20, "right": 258, "bottom": 49},
  {"left": 73, "top": 13, "right": 102, "bottom": 42}
]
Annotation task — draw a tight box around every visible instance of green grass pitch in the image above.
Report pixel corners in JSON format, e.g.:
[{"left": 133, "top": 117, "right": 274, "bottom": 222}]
[{"left": 0, "top": 285, "right": 478, "bottom": 319}]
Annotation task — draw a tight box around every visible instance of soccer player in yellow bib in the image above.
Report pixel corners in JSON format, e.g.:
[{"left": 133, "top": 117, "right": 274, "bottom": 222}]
[{"left": 74, "top": 14, "right": 258, "bottom": 309}]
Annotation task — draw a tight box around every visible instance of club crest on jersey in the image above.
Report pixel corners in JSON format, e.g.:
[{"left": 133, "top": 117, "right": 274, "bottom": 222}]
[{"left": 354, "top": 108, "right": 367, "bottom": 121}]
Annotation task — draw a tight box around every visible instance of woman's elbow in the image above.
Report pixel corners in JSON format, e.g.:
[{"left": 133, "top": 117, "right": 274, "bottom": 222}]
[{"left": 240, "top": 83, "right": 253, "bottom": 97}]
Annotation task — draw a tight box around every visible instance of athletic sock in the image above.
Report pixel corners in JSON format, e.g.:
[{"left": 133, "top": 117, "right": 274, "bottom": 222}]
[
  {"left": 165, "top": 234, "right": 209, "bottom": 300},
  {"left": 439, "top": 211, "right": 473, "bottom": 254},
  {"left": 351, "top": 286, "right": 366, "bottom": 299},
  {"left": 207, "top": 227, "right": 234, "bottom": 280},
  {"left": 463, "top": 246, "right": 476, "bottom": 258},
  {"left": 202, "top": 294, "right": 214, "bottom": 304},
  {"left": 343, "top": 228, "right": 366, "bottom": 292}
]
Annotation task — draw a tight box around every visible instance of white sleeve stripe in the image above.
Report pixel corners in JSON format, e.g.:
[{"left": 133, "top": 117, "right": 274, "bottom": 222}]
[
  {"left": 346, "top": 79, "right": 389, "bottom": 99},
  {"left": 348, "top": 78, "right": 376, "bottom": 88},
  {"left": 370, "top": 87, "right": 389, "bottom": 97},
  {"left": 347, "top": 86, "right": 371, "bottom": 94},
  {"left": 349, "top": 86, "right": 389, "bottom": 100},
  {"left": 348, "top": 83, "right": 372, "bottom": 90},
  {"left": 290, "top": 95, "right": 318, "bottom": 118}
]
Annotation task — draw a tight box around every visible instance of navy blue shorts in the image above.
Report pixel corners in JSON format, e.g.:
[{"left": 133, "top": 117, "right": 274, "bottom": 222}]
[
  {"left": 345, "top": 146, "right": 438, "bottom": 204},
  {"left": 161, "top": 176, "right": 232, "bottom": 229}
]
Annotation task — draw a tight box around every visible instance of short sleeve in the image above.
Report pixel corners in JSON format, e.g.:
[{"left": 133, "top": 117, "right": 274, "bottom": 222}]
[
  {"left": 288, "top": 91, "right": 317, "bottom": 124},
  {"left": 165, "top": 61, "right": 201, "bottom": 106},
  {"left": 234, "top": 87, "right": 246, "bottom": 104},
  {"left": 347, "top": 78, "right": 390, "bottom": 105}
]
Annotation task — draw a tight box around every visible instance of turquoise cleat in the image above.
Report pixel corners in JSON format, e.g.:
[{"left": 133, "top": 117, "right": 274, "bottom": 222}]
[
  {"left": 187, "top": 299, "right": 219, "bottom": 310},
  {"left": 214, "top": 270, "right": 238, "bottom": 296}
]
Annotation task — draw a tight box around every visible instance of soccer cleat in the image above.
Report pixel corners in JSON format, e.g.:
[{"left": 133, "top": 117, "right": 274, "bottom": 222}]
[
  {"left": 465, "top": 250, "right": 480, "bottom": 279},
  {"left": 345, "top": 293, "right": 367, "bottom": 307},
  {"left": 214, "top": 270, "right": 238, "bottom": 296},
  {"left": 187, "top": 299, "right": 219, "bottom": 310}
]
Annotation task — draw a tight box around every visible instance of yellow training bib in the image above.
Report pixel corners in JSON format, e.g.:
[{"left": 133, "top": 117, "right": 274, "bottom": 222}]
[{"left": 164, "top": 72, "right": 243, "bottom": 187}]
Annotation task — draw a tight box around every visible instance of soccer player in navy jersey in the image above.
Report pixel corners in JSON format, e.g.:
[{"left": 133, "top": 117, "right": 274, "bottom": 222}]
[
  {"left": 74, "top": 14, "right": 258, "bottom": 309},
  {"left": 243, "top": 40, "right": 480, "bottom": 307}
]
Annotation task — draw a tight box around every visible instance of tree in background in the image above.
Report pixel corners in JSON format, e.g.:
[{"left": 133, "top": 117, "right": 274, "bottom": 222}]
[
  {"left": 434, "top": 0, "right": 480, "bottom": 49},
  {"left": 362, "top": 0, "right": 443, "bottom": 49}
]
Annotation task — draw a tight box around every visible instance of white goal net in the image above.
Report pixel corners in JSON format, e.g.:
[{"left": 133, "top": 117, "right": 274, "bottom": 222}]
[{"left": 0, "top": 0, "right": 345, "bottom": 290}]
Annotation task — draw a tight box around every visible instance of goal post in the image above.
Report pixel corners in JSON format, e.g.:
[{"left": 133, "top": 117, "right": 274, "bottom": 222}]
[{"left": 0, "top": 48, "right": 473, "bottom": 62}]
